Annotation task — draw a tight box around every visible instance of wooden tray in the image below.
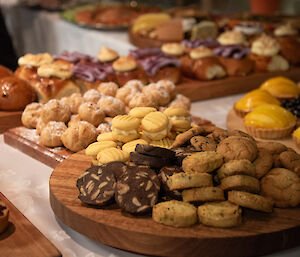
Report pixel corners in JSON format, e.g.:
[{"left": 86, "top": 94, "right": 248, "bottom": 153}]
[
  {"left": 50, "top": 151, "right": 300, "bottom": 257},
  {"left": 0, "top": 193, "right": 61, "bottom": 257},
  {"left": 175, "top": 68, "right": 300, "bottom": 102},
  {"left": 0, "top": 110, "right": 22, "bottom": 134},
  {"left": 226, "top": 108, "right": 299, "bottom": 153},
  {"left": 3, "top": 116, "right": 211, "bottom": 169}
]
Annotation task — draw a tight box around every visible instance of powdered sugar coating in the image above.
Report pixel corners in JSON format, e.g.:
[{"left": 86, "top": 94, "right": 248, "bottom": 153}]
[
  {"left": 142, "top": 83, "right": 170, "bottom": 107},
  {"left": 97, "top": 95, "right": 126, "bottom": 117},
  {"left": 169, "top": 94, "right": 191, "bottom": 110},
  {"left": 78, "top": 102, "right": 105, "bottom": 126},
  {"left": 97, "top": 82, "right": 118, "bottom": 97},
  {"left": 40, "top": 99, "right": 71, "bottom": 123},
  {"left": 128, "top": 92, "right": 156, "bottom": 108},
  {"left": 21, "top": 102, "right": 43, "bottom": 128},
  {"left": 83, "top": 89, "right": 102, "bottom": 103},
  {"left": 40, "top": 121, "right": 67, "bottom": 147}
]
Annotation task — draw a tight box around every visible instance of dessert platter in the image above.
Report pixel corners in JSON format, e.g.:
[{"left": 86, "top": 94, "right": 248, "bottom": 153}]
[
  {"left": 0, "top": 193, "right": 61, "bottom": 257},
  {"left": 227, "top": 76, "right": 300, "bottom": 153}
]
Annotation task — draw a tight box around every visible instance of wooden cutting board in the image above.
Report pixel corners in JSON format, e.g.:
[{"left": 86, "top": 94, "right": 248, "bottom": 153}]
[
  {"left": 50, "top": 151, "right": 300, "bottom": 257},
  {"left": 0, "top": 193, "right": 61, "bottom": 257},
  {"left": 3, "top": 116, "right": 211, "bottom": 169},
  {"left": 226, "top": 108, "right": 299, "bottom": 153},
  {"left": 0, "top": 110, "right": 22, "bottom": 133}
]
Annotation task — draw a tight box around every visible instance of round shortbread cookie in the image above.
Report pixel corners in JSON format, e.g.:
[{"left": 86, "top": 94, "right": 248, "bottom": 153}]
[
  {"left": 86, "top": 141, "right": 117, "bottom": 156},
  {"left": 97, "top": 147, "right": 129, "bottom": 165},
  {"left": 0, "top": 200, "right": 9, "bottom": 233},
  {"left": 152, "top": 200, "right": 197, "bottom": 227},
  {"left": 97, "top": 132, "right": 115, "bottom": 142},
  {"left": 182, "top": 151, "right": 224, "bottom": 173},
  {"left": 142, "top": 111, "right": 169, "bottom": 133},
  {"left": 198, "top": 201, "right": 242, "bottom": 228},
  {"left": 220, "top": 175, "right": 260, "bottom": 193},
  {"left": 112, "top": 115, "right": 140, "bottom": 130},
  {"left": 122, "top": 139, "right": 148, "bottom": 154},
  {"left": 182, "top": 187, "right": 225, "bottom": 203},
  {"left": 167, "top": 172, "right": 212, "bottom": 190},
  {"left": 217, "top": 159, "right": 256, "bottom": 180},
  {"left": 228, "top": 190, "right": 273, "bottom": 213},
  {"left": 129, "top": 107, "right": 157, "bottom": 119}
]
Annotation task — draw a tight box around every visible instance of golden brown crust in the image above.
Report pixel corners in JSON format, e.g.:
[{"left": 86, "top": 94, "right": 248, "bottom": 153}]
[
  {"left": 276, "top": 36, "right": 300, "bottom": 65},
  {"left": 249, "top": 53, "right": 272, "bottom": 72},
  {"left": 149, "top": 66, "right": 181, "bottom": 84},
  {"left": 115, "top": 67, "right": 148, "bottom": 86},
  {"left": 0, "top": 65, "right": 13, "bottom": 79},
  {"left": 218, "top": 56, "right": 254, "bottom": 76}
]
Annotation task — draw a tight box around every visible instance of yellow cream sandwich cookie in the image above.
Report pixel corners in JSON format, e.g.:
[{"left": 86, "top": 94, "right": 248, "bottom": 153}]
[
  {"left": 122, "top": 139, "right": 148, "bottom": 154},
  {"left": 182, "top": 187, "right": 225, "bottom": 203},
  {"left": 217, "top": 159, "right": 256, "bottom": 180},
  {"left": 86, "top": 141, "right": 117, "bottom": 156},
  {"left": 96, "top": 147, "right": 129, "bottom": 165},
  {"left": 141, "top": 111, "right": 171, "bottom": 140},
  {"left": 164, "top": 107, "right": 191, "bottom": 132},
  {"left": 198, "top": 201, "right": 242, "bottom": 228},
  {"left": 152, "top": 200, "right": 197, "bottom": 227},
  {"left": 128, "top": 107, "right": 157, "bottom": 120},
  {"left": 97, "top": 132, "right": 115, "bottom": 142},
  {"left": 228, "top": 190, "right": 273, "bottom": 213},
  {"left": 112, "top": 115, "right": 140, "bottom": 143},
  {"left": 167, "top": 172, "right": 212, "bottom": 190},
  {"left": 220, "top": 175, "right": 260, "bottom": 193},
  {"left": 182, "top": 151, "right": 224, "bottom": 173}
]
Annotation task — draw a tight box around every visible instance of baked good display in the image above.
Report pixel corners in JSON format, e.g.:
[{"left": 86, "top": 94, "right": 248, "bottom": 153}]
[
  {"left": 76, "top": 124, "right": 300, "bottom": 230},
  {"left": 0, "top": 199, "right": 9, "bottom": 233},
  {"left": 0, "top": 65, "right": 13, "bottom": 79}
]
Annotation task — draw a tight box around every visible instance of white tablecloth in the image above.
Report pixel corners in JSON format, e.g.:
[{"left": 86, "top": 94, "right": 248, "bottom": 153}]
[{"left": 1, "top": 94, "right": 300, "bottom": 257}]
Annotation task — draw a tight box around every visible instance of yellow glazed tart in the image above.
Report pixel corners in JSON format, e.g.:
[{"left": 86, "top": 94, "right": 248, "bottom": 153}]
[
  {"left": 293, "top": 127, "right": 300, "bottom": 149},
  {"left": 244, "top": 104, "right": 296, "bottom": 139},
  {"left": 234, "top": 89, "right": 281, "bottom": 117},
  {"left": 260, "top": 77, "right": 300, "bottom": 101}
]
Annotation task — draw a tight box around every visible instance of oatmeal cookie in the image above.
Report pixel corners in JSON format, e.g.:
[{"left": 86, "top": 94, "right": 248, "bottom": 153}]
[
  {"left": 257, "top": 141, "right": 287, "bottom": 155},
  {"left": 279, "top": 151, "right": 300, "bottom": 176},
  {"left": 190, "top": 136, "right": 217, "bottom": 151}
]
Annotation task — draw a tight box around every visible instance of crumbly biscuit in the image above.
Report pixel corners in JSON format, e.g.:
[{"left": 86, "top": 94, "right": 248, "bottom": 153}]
[
  {"left": 85, "top": 141, "right": 117, "bottom": 156},
  {"left": 182, "top": 151, "right": 224, "bottom": 173},
  {"left": 152, "top": 200, "right": 197, "bottom": 227},
  {"left": 167, "top": 172, "right": 212, "bottom": 190},
  {"left": 172, "top": 146, "right": 198, "bottom": 166},
  {"left": 190, "top": 136, "right": 217, "bottom": 151},
  {"left": 217, "top": 136, "right": 258, "bottom": 162},
  {"left": 253, "top": 149, "right": 273, "bottom": 179},
  {"left": 220, "top": 175, "right": 260, "bottom": 193},
  {"left": 122, "top": 139, "right": 148, "bottom": 154},
  {"left": 97, "top": 132, "right": 115, "bottom": 142},
  {"left": 256, "top": 141, "right": 287, "bottom": 155},
  {"left": 182, "top": 187, "right": 225, "bottom": 203},
  {"left": 279, "top": 151, "right": 300, "bottom": 176},
  {"left": 197, "top": 201, "right": 242, "bottom": 228},
  {"left": 171, "top": 125, "right": 216, "bottom": 148},
  {"left": 217, "top": 159, "right": 256, "bottom": 180},
  {"left": 261, "top": 168, "right": 300, "bottom": 208},
  {"left": 97, "top": 147, "right": 129, "bottom": 165},
  {"left": 40, "top": 121, "right": 67, "bottom": 147},
  {"left": 228, "top": 190, "right": 273, "bottom": 213}
]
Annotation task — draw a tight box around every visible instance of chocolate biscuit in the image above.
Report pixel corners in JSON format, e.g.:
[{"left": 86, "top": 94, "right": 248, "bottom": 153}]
[
  {"left": 130, "top": 151, "right": 172, "bottom": 169},
  {"left": 135, "top": 144, "right": 176, "bottom": 160}
]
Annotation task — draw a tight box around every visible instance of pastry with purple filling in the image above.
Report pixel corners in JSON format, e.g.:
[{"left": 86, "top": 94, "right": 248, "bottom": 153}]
[
  {"left": 0, "top": 200, "right": 9, "bottom": 233},
  {"left": 213, "top": 45, "right": 253, "bottom": 76},
  {"left": 181, "top": 38, "right": 220, "bottom": 52}
]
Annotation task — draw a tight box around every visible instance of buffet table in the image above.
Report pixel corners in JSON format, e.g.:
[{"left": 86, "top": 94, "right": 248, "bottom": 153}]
[{"left": 1, "top": 94, "right": 300, "bottom": 257}]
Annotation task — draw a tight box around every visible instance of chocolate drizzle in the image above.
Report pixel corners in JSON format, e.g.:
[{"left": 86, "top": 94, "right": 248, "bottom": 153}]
[
  {"left": 0, "top": 204, "right": 7, "bottom": 216},
  {"left": 53, "top": 51, "right": 99, "bottom": 64},
  {"left": 71, "top": 62, "right": 113, "bottom": 82},
  {"left": 213, "top": 45, "right": 250, "bottom": 59},
  {"left": 181, "top": 38, "right": 219, "bottom": 49}
]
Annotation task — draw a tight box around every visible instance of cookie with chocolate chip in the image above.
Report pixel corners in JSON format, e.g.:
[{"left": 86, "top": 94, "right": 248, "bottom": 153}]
[
  {"left": 77, "top": 166, "right": 116, "bottom": 206},
  {"left": 115, "top": 166, "right": 160, "bottom": 214},
  {"left": 190, "top": 136, "right": 217, "bottom": 151}
]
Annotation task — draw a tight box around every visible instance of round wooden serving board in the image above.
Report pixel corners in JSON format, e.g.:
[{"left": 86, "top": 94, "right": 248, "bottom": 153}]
[
  {"left": 227, "top": 108, "right": 299, "bottom": 154},
  {"left": 50, "top": 151, "right": 300, "bottom": 257}
]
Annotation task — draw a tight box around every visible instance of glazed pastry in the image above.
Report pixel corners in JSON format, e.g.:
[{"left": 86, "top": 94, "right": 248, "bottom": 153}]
[
  {"left": 259, "top": 77, "right": 300, "bottom": 101},
  {"left": 217, "top": 30, "right": 246, "bottom": 46},
  {"left": 274, "top": 24, "right": 300, "bottom": 65},
  {"left": 213, "top": 45, "right": 253, "bottom": 76},
  {"left": 250, "top": 34, "right": 289, "bottom": 72},
  {"left": 180, "top": 46, "right": 226, "bottom": 80},
  {"left": 244, "top": 104, "right": 296, "bottom": 139},
  {"left": 234, "top": 89, "right": 281, "bottom": 117},
  {"left": 0, "top": 76, "right": 36, "bottom": 111}
]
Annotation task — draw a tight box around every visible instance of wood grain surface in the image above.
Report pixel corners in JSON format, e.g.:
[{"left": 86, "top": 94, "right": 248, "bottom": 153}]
[
  {"left": 3, "top": 127, "right": 72, "bottom": 168},
  {"left": 0, "top": 193, "right": 61, "bottom": 257},
  {"left": 227, "top": 108, "right": 300, "bottom": 153},
  {"left": 50, "top": 151, "right": 300, "bottom": 257},
  {"left": 0, "top": 110, "right": 22, "bottom": 133}
]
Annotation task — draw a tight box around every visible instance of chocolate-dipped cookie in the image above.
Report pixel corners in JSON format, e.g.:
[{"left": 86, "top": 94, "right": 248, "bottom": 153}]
[
  {"left": 77, "top": 166, "right": 116, "bottom": 206},
  {"left": 135, "top": 144, "right": 176, "bottom": 160}
]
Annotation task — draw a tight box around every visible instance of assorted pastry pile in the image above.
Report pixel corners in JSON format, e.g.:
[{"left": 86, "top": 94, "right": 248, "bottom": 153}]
[
  {"left": 0, "top": 199, "right": 9, "bottom": 234},
  {"left": 234, "top": 76, "right": 300, "bottom": 146},
  {"left": 77, "top": 125, "right": 300, "bottom": 228},
  {"left": 20, "top": 79, "right": 198, "bottom": 152}
]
